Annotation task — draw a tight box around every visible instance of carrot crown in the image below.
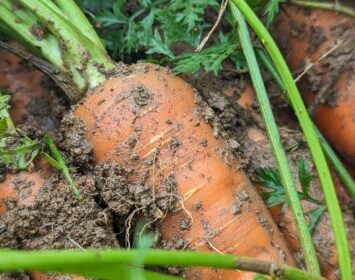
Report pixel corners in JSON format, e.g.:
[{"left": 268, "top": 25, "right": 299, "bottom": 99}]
[{"left": 0, "top": 0, "right": 116, "bottom": 102}]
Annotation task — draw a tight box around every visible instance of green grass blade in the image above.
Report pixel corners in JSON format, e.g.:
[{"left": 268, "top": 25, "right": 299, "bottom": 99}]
[
  {"left": 229, "top": 0, "right": 353, "bottom": 278},
  {"left": 229, "top": 3, "right": 320, "bottom": 274}
]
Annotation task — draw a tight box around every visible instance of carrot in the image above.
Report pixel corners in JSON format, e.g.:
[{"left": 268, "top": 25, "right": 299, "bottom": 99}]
[
  {"left": 73, "top": 63, "right": 297, "bottom": 278},
  {"left": 0, "top": 1, "right": 296, "bottom": 278},
  {"left": 273, "top": 4, "right": 355, "bottom": 167}
]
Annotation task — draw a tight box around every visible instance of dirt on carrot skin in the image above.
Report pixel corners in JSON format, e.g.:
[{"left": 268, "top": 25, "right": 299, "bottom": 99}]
[
  {"left": 0, "top": 109, "right": 180, "bottom": 252},
  {"left": 272, "top": 7, "right": 355, "bottom": 113}
]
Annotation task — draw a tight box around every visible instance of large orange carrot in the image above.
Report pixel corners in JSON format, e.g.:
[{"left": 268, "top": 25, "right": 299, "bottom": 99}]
[
  {"left": 73, "top": 64, "right": 296, "bottom": 278},
  {"left": 273, "top": 5, "right": 355, "bottom": 167}
]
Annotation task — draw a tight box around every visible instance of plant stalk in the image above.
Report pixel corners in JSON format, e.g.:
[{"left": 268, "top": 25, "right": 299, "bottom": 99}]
[
  {"left": 0, "top": 249, "right": 326, "bottom": 280},
  {"left": 0, "top": 0, "right": 115, "bottom": 102},
  {"left": 53, "top": 0, "right": 105, "bottom": 50},
  {"left": 230, "top": 4, "right": 320, "bottom": 274}
]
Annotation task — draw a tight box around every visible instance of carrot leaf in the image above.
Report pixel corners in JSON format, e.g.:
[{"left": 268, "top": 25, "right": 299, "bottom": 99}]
[
  {"left": 297, "top": 156, "right": 312, "bottom": 195},
  {"left": 307, "top": 205, "right": 326, "bottom": 235},
  {"left": 0, "top": 137, "right": 40, "bottom": 171},
  {"left": 172, "top": 42, "right": 241, "bottom": 74},
  {"left": 0, "top": 92, "right": 15, "bottom": 135},
  {"left": 263, "top": 0, "right": 284, "bottom": 27},
  {"left": 256, "top": 162, "right": 323, "bottom": 208}
]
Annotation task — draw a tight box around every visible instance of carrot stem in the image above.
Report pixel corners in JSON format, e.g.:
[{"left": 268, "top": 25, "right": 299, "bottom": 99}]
[
  {"left": 0, "top": 249, "right": 326, "bottom": 280},
  {"left": 256, "top": 41, "right": 355, "bottom": 198},
  {"left": 230, "top": 4, "right": 320, "bottom": 274},
  {"left": 230, "top": 0, "right": 353, "bottom": 278},
  {"left": 289, "top": 0, "right": 355, "bottom": 18},
  {"left": 0, "top": 1, "right": 64, "bottom": 69},
  {"left": 0, "top": 0, "right": 115, "bottom": 102},
  {"left": 52, "top": 0, "right": 105, "bottom": 50}
]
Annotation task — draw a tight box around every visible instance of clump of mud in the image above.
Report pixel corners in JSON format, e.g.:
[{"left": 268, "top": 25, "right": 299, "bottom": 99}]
[{"left": 58, "top": 112, "right": 93, "bottom": 168}]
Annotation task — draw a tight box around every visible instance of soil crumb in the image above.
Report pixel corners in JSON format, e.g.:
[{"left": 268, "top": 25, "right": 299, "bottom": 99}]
[{"left": 58, "top": 112, "right": 93, "bottom": 168}]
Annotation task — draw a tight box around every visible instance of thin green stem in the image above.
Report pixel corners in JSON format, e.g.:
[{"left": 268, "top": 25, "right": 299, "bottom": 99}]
[
  {"left": 0, "top": 249, "right": 326, "bottom": 280},
  {"left": 289, "top": 0, "right": 355, "bottom": 18},
  {"left": 256, "top": 48, "right": 285, "bottom": 91},
  {"left": 53, "top": 0, "right": 105, "bottom": 50},
  {"left": 44, "top": 133, "right": 82, "bottom": 200},
  {"left": 257, "top": 39, "right": 355, "bottom": 198},
  {"left": 230, "top": 4, "right": 320, "bottom": 274},
  {"left": 230, "top": 0, "right": 352, "bottom": 278}
]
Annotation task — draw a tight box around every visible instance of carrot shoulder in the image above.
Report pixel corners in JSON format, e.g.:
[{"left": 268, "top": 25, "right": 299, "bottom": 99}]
[{"left": 75, "top": 64, "right": 295, "bottom": 279}]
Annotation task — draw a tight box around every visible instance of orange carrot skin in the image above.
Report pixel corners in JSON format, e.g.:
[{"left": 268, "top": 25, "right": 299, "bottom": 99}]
[
  {"left": 74, "top": 64, "right": 295, "bottom": 279},
  {"left": 0, "top": 158, "right": 51, "bottom": 215},
  {"left": 30, "top": 272, "right": 85, "bottom": 280},
  {"left": 274, "top": 5, "right": 355, "bottom": 167}
]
